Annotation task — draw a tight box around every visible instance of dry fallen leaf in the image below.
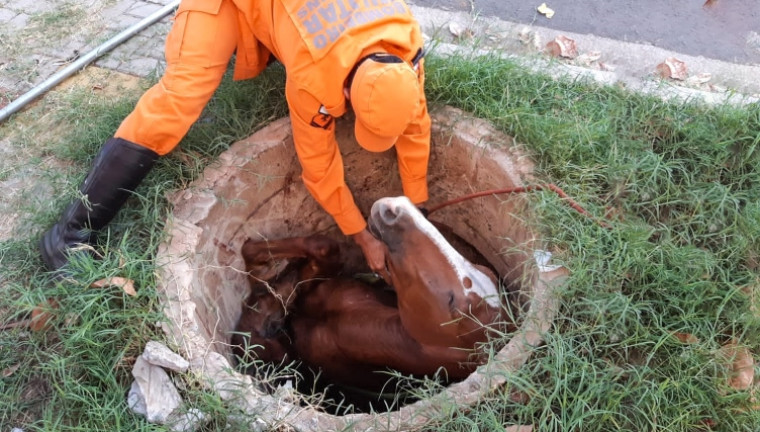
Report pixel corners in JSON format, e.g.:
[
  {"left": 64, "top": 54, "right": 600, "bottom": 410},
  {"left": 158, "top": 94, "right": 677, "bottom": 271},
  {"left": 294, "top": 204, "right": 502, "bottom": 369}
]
[
  {"left": 448, "top": 21, "right": 474, "bottom": 40},
  {"left": 505, "top": 426, "right": 534, "bottom": 432},
  {"left": 537, "top": 3, "right": 555, "bottom": 18},
  {"left": 673, "top": 332, "right": 700, "bottom": 344},
  {"left": 508, "top": 387, "right": 533, "bottom": 404},
  {"left": 708, "top": 84, "right": 727, "bottom": 93},
  {"left": 517, "top": 27, "right": 543, "bottom": 50},
  {"left": 518, "top": 27, "right": 533, "bottom": 45},
  {"left": 2, "top": 363, "right": 21, "bottom": 378},
  {"left": 686, "top": 72, "right": 712, "bottom": 85},
  {"left": 92, "top": 277, "right": 137, "bottom": 297},
  {"left": 576, "top": 51, "right": 602, "bottom": 66},
  {"left": 64, "top": 313, "right": 81, "bottom": 327},
  {"left": 175, "top": 149, "right": 203, "bottom": 167},
  {"left": 603, "top": 206, "right": 625, "bottom": 222},
  {"left": 449, "top": 22, "right": 465, "bottom": 37},
  {"left": 656, "top": 57, "right": 688, "bottom": 80},
  {"left": 740, "top": 282, "right": 760, "bottom": 316},
  {"left": 546, "top": 35, "right": 578, "bottom": 59},
  {"left": 699, "top": 418, "right": 717, "bottom": 429},
  {"left": 718, "top": 339, "right": 754, "bottom": 391},
  {"left": 30, "top": 299, "right": 59, "bottom": 332}
]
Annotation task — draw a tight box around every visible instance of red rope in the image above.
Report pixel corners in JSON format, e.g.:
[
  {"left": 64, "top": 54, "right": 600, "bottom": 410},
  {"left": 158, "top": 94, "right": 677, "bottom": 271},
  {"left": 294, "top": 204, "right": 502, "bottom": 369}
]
[{"left": 426, "top": 184, "right": 611, "bottom": 229}]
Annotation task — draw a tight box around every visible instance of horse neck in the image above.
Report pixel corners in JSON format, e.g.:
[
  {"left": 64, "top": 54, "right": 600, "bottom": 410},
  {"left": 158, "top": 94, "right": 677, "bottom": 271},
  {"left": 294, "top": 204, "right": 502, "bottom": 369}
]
[{"left": 395, "top": 260, "right": 503, "bottom": 347}]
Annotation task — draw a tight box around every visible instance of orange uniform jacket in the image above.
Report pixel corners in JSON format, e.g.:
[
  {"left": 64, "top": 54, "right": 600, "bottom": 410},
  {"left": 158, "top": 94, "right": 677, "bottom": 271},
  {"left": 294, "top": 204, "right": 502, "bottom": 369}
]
[{"left": 115, "top": 0, "right": 431, "bottom": 235}]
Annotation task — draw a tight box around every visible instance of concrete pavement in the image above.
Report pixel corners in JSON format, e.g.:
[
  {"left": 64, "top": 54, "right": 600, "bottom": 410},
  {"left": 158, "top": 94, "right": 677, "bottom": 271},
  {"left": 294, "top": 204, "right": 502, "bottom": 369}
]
[{"left": 0, "top": 0, "right": 173, "bottom": 108}]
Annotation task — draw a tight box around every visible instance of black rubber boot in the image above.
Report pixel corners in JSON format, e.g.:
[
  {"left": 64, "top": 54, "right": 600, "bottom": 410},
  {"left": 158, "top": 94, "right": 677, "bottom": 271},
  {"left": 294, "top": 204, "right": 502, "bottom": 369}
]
[{"left": 40, "top": 137, "right": 159, "bottom": 271}]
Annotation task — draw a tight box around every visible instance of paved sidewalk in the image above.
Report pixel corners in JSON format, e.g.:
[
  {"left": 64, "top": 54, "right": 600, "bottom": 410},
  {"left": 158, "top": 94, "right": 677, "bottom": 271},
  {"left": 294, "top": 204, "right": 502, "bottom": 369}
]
[
  {"left": 0, "top": 0, "right": 172, "bottom": 107},
  {"left": 2, "top": 0, "right": 759, "bottom": 115}
]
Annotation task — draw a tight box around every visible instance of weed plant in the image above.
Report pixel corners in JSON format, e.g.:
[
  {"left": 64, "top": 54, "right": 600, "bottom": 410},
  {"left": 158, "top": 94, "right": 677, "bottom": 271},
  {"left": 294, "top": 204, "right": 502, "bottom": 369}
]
[{"left": 0, "top": 51, "right": 758, "bottom": 431}]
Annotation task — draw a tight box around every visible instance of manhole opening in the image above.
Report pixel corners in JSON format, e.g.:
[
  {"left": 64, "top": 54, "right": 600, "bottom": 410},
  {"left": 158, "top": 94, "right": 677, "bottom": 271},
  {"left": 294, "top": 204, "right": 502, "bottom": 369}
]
[{"left": 158, "top": 107, "right": 560, "bottom": 428}]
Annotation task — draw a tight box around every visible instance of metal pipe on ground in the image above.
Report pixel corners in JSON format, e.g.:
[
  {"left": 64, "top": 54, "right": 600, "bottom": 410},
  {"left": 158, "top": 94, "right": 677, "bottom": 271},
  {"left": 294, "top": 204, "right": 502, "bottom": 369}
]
[{"left": 0, "top": 0, "right": 180, "bottom": 125}]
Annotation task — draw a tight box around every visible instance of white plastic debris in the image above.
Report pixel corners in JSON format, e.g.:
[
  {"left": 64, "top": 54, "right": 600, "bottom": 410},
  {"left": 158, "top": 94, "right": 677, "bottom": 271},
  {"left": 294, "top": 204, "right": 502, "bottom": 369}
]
[
  {"left": 533, "top": 250, "right": 562, "bottom": 273},
  {"left": 685, "top": 72, "right": 712, "bottom": 86},
  {"left": 128, "top": 356, "right": 183, "bottom": 423},
  {"left": 127, "top": 380, "right": 149, "bottom": 417},
  {"left": 143, "top": 341, "right": 190, "bottom": 373},
  {"left": 169, "top": 408, "right": 207, "bottom": 432}
]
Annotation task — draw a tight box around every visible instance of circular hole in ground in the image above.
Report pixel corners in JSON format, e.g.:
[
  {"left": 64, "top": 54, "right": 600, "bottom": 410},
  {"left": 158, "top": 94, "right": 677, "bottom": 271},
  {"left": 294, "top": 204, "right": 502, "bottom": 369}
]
[
  {"left": 157, "top": 106, "right": 566, "bottom": 430},
  {"left": 232, "top": 222, "right": 513, "bottom": 415}
]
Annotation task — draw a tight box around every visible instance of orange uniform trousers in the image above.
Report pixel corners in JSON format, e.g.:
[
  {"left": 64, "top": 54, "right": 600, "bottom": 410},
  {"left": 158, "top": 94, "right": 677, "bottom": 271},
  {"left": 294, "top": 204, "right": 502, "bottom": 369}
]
[
  {"left": 114, "top": 0, "right": 430, "bottom": 235},
  {"left": 115, "top": 0, "right": 239, "bottom": 156}
]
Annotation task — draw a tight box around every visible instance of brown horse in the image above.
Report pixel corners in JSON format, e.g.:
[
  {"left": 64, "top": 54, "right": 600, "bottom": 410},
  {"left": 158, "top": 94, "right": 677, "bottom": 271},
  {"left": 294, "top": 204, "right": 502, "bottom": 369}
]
[{"left": 232, "top": 196, "right": 514, "bottom": 392}]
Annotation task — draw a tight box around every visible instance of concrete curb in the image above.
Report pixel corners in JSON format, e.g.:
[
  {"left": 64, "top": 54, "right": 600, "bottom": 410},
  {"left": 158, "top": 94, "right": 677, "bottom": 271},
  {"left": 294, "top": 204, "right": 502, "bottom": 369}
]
[{"left": 412, "top": 5, "right": 760, "bottom": 106}]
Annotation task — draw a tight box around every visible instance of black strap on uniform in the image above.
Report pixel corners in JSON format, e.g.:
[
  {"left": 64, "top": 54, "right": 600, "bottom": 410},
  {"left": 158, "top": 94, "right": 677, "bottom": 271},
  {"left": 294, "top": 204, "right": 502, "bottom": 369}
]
[
  {"left": 411, "top": 46, "right": 426, "bottom": 69},
  {"left": 311, "top": 48, "right": 426, "bottom": 129},
  {"left": 345, "top": 52, "right": 405, "bottom": 92}
]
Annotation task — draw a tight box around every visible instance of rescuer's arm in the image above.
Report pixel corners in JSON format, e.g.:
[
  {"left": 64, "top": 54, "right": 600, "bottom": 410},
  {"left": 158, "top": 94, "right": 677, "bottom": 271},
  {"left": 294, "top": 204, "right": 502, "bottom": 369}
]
[
  {"left": 286, "top": 81, "right": 389, "bottom": 275},
  {"left": 116, "top": 0, "right": 243, "bottom": 154},
  {"left": 393, "top": 60, "right": 430, "bottom": 206}
]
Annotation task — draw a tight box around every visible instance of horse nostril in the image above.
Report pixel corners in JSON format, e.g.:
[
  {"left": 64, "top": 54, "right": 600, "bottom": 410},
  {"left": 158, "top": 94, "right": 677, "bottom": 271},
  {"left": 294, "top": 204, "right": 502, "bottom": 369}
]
[
  {"left": 381, "top": 205, "right": 400, "bottom": 224},
  {"left": 262, "top": 318, "right": 282, "bottom": 338}
]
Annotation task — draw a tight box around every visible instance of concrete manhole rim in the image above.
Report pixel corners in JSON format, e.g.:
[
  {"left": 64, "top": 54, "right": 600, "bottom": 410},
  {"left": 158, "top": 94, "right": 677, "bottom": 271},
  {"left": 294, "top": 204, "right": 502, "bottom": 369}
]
[{"left": 156, "top": 106, "right": 567, "bottom": 431}]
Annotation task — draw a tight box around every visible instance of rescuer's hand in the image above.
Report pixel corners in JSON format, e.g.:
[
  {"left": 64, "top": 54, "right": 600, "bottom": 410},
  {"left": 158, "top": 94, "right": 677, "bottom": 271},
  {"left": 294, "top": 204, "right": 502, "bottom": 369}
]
[{"left": 352, "top": 228, "right": 390, "bottom": 282}]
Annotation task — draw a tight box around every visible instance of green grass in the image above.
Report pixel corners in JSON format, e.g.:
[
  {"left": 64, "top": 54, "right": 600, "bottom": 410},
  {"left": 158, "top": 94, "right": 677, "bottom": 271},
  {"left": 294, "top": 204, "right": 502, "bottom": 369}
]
[
  {"left": 28, "top": 3, "right": 87, "bottom": 30},
  {"left": 0, "top": 64, "right": 289, "bottom": 431},
  {"left": 1, "top": 51, "right": 759, "bottom": 431},
  {"left": 424, "top": 53, "right": 760, "bottom": 431}
]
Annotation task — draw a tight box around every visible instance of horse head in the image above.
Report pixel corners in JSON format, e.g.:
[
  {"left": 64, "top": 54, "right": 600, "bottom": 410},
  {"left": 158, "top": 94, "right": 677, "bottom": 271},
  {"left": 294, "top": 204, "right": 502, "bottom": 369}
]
[{"left": 368, "top": 196, "right": 503, "bottom": 348}]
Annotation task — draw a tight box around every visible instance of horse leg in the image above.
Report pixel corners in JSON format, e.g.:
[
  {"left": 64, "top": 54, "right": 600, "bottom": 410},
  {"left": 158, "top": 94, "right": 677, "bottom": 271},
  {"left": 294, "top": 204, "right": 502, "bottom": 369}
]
[
  {"left": 240, "top": 235, "right": 341, "bottom": 318},
  {"left": 241, "top": 234, "right": 341, "bottom": 282},
  {"left": 294, "top": 310, "right": 478, "bottom": 386}
]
